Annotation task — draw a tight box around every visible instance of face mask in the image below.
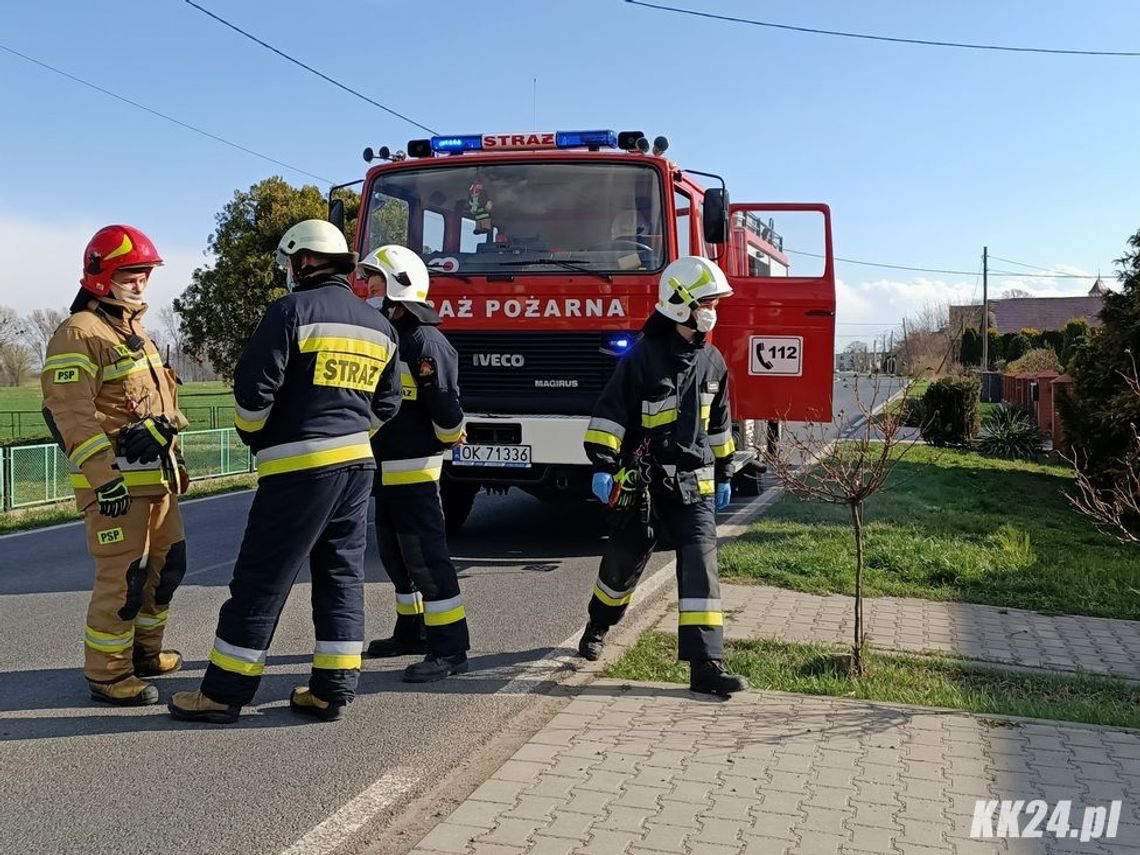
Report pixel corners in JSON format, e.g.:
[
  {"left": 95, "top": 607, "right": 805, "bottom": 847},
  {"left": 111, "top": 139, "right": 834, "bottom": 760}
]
[
  {"left": 365, "top": 296, "right": 384, "bottom": 309},
  {"left": 110, "top": 284, "right": 145, "bottom": 305},
  {"left": 693, "top": 307, "right": 717, "bottom": 333}
]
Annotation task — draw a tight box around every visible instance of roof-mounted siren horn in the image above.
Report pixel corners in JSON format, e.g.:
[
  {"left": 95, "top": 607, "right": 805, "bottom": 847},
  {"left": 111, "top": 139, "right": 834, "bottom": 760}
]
[
  {"left": 652, "top": 135, "right": 669, "bottom": 156},
  {"left": 407, "top": 139, "right": 434, "bottom": 158},
  {"left": 617, "top": 130, "right": 647, "bottom": 152}
]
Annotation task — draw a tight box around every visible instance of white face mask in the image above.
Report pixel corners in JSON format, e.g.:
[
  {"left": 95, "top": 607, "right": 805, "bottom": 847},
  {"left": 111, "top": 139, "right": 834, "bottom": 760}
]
[
  {"left": 693, "top": 307, "right": 717, "bottom": 333},
  {"left": 365, "top": 296, "right": 385, "bottom": 309}
]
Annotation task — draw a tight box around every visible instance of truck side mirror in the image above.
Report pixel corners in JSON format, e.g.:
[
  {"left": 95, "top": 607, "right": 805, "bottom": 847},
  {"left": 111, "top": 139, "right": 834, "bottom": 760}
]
[
  {"left": 328, "top": 198, "right": 346, "bottom": 233},
  {"left": 703, "top": 188, "right": 730, "bottom": 244}
]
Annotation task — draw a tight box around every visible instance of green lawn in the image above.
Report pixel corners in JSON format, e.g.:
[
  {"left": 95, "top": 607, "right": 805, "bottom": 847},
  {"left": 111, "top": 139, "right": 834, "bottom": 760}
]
[
  {"left": 607, "top": 633, "right": 1140, "bottom": 729},
  {"left": 0, "top": 380, "right": 234, "bottom": 442},
  {"left": 721, "top": 444, "right": 1140, "bottom": 621}
]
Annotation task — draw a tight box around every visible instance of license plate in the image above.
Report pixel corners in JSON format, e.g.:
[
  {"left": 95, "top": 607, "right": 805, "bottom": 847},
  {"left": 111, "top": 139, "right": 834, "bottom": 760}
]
[{"left": 452, "top": 444, "right": 532, "bottom": 468}]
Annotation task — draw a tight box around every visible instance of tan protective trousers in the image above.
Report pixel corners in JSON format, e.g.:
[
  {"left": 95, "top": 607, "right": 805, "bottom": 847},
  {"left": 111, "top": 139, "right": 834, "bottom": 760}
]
[{"left": 82, "top": 494, "right": 187, "bottom": 683}]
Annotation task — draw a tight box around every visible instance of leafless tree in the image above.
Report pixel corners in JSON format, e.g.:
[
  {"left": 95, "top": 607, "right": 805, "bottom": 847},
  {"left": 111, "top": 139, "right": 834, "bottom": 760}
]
[
  {"left": 0, "top": 305, "right": 25, "bottom": 350},
  {"left": 763, "top": 379, "right": 921, "bottom": 675},
  {"left": 24, "top": 307, "right": 67, "bottom": 365},
  {"left": 1068, "top": 353, "right": 1140, "bottom": 545},
  {"left": 0, "top": 341, "right": 35, "bottom": 386},
  {"left": 898, "top": 299, "right": 972, "bottom": 378}
]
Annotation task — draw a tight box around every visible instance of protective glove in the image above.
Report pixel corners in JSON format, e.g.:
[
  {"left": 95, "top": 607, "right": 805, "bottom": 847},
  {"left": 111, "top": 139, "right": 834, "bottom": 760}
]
[
  {"left": 120, "top": 415, "right": 178, "bottom": 464},
  {"left": 591, "top": 472, "right": 614, "bottom": 504},
  {"left": 715, "top": 482, "right": 732, "bottom": 511},
  {"left": 95, "top": 477, "right": 131, "bottom": 518}
]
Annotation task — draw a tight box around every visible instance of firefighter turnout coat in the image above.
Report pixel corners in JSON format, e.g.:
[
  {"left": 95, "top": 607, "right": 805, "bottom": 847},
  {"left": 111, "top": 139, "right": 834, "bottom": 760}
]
[{"left": 41, "top": 296, "right": 189, "bottom": 682}]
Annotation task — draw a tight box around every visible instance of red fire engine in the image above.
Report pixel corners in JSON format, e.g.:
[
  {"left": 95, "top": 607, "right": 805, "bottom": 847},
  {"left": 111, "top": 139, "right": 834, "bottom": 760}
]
[{"left": 333, "top": 129, "right": 835, "bottom": 529}]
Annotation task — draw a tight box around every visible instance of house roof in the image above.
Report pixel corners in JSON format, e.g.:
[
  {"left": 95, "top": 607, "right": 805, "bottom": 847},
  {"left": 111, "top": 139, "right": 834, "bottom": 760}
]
[{"left": 950, "top": 294, "right": 1104, "bottom": 334}]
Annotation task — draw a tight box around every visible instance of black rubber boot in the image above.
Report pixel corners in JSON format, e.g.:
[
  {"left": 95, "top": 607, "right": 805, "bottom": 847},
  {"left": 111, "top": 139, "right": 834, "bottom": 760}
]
[
  {"left": 367, "top": 616, "right": 428, "bottom": 658},
  {"left": 402, "top": 653, "right": 469, "bottom": 683},
  {"left": 577, "top": 622, "right": 608, "bottom": 661},
  {"left": 689, "top": 660, "right": 748, "bottom": 697}
]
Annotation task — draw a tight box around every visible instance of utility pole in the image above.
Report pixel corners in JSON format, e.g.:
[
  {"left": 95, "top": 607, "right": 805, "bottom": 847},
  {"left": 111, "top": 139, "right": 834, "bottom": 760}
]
[{"left": 981, "top": 245, "right": 989, "bottom": 370}]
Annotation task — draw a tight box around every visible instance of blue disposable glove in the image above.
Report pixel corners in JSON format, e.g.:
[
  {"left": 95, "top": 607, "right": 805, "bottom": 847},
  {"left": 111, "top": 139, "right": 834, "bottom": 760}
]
[
  {"left": 715, "top": 482, "right": 732, "bottom": 510},
  {"left": 591, "top": 472, "right": 614, "bottom": 504}
]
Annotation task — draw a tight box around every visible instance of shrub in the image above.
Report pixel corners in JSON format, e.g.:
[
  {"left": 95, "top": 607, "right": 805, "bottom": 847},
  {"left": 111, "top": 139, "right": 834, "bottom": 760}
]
[
  {"left": 901, "top": 396, "right": 927, "bottom": 428},
  {"left": 1007, "top": 348, "right": 1063, "bottom": 375},
  {"left": 920, "top": 377, "right": 981, "bottom": 447},
  {"left": 976, "top": 405, "right": 1043, "bottom": 460}
]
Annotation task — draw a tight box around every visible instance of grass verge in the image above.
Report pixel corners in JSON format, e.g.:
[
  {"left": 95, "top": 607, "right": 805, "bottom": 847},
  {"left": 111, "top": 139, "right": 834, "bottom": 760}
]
[
  {"left": 721, "top": 444, "right": 1140, "bottom": 621},
  {"left": 607, "top": 632, "right": 1140, "bottom": 729},
  {"left": 0, "top": 473, "right": 256, "bottom": 535}
]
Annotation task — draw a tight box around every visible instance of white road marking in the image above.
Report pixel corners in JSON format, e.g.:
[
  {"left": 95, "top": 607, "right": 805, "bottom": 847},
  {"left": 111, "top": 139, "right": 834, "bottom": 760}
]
[{"left": 277, "top": 770, "right": 418, "bottom": 855}]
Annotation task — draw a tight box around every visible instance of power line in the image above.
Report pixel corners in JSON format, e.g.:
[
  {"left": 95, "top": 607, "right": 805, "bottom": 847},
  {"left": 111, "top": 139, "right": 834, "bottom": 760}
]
[
  {"left": 624, "top": 0, "right": 1140, "bottom": 57},
  {"left": 786, "top": 247, "right": 1106, "bottom": 280},
  {"left": 183, "top": 1, "right": 437, "bottom": 135},
  {"left": 987, "top": 253, "right": 1057, "bottom": 272},
  {"left": 0, "top": 41, "right": 332, "bottom": 183}
]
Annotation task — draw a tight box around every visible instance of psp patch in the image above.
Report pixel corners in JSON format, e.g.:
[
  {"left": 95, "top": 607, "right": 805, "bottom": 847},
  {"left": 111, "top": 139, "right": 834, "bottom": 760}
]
[
  {"left": 97, "top": 527, "right": 125, "bottom": 545},
  {"left": 313, "top": 351, "right": 384, "bottom": 392},
  {"left": 54, "top": 368, "right": 80, "bottom": 384}
]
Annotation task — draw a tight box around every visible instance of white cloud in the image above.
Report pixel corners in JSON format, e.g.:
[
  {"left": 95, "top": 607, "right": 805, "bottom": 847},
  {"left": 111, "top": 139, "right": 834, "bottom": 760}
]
[
  {"left": 834, "top": 268, "right": 1102, "bottom": 347},
  {"left": 0, "top": 212, "right": 206, "bottom": 316}
]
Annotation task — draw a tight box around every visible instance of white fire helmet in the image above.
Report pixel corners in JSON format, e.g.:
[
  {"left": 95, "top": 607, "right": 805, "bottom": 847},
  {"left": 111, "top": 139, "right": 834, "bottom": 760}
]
[
  {"left": 656, "top": 256, "right": 733, "bottom": 323},
  {"left": 275, "top": 219, "right": 354, "bottom": 268},
  {"left": 357, "top": 245, "right": 431, "bottom": 303}
]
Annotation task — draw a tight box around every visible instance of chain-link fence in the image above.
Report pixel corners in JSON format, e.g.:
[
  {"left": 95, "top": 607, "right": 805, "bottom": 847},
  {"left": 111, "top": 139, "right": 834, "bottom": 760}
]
[{"left": 3, "top": 428, "right": 253, "bottom": 510}]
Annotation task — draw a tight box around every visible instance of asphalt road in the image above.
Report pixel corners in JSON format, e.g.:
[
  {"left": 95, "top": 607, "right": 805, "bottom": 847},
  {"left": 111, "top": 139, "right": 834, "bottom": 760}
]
[{"left": 0, "top": 375, "right": 902, "bottom": 855}]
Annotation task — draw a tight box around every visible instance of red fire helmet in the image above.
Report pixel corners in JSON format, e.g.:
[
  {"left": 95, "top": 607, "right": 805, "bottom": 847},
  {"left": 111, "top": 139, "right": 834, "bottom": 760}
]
[{"left": 81, "top": 225, "right": 164, "bottom": 296}]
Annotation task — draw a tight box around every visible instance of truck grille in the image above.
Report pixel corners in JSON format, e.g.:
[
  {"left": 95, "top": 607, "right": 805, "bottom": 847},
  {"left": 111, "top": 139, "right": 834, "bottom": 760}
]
[{"left": 445, "top": 331, "right": 623, "bottom": 415}]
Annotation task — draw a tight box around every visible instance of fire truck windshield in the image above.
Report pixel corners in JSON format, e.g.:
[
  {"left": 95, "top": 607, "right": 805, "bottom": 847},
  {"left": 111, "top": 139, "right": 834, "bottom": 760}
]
[{"left": 362, "top": 161, "right": 665, "bottom": 276}]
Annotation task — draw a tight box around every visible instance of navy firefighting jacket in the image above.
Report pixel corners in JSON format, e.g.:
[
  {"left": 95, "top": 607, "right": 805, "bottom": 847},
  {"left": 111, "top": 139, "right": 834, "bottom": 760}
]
[
  {"left": 371, "top": 304, "right": 465, "bottom": 471},
  {"left": 584, "top": 314, "right": 735, "bottom": 503},
  {"left": 232, "top": 273, "right": 401, "bottom": 479}
]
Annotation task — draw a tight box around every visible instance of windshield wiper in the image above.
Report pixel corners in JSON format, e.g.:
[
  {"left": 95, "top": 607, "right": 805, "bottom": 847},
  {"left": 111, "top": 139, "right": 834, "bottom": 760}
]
[{"left": 500, "top": 259, "right": 612, "bottom": 282}]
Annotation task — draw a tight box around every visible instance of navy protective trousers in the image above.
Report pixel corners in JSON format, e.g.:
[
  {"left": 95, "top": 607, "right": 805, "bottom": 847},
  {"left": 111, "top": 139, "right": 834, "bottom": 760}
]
[
  {"left": 202, "top": 466, "right": 372, "bottom": 706},
  {"left": 587, "top": 493, "right": 723, "bottom": 661}
]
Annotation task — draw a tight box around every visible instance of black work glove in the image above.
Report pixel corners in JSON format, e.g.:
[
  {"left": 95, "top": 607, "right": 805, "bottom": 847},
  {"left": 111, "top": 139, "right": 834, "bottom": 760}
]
[
  {"left": 120, "top": 415, "right": 179, "bottom": 464},
  {"left": 95, "top": 477, "right": 131, "bottom": 518}
]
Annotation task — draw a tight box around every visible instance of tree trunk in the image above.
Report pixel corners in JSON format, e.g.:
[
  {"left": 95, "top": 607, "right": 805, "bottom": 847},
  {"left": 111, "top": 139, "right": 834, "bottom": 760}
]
[{"left": 851, "top": 500, "right": 866, "bottom": 676}]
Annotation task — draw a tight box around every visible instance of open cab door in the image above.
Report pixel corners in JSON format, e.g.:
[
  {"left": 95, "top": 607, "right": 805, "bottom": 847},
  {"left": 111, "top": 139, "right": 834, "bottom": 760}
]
[{"left": 712, "top": 202, "right": 835, "bottom": 422}]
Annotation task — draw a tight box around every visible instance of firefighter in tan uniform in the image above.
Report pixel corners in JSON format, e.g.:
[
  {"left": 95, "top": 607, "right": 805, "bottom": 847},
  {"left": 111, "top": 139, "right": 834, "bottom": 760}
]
[{"left": 41, "top": 224, "right": 189, "bottom": 706}]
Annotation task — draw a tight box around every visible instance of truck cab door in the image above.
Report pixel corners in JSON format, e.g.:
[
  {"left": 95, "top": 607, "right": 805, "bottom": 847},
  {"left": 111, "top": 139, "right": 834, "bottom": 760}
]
[{"left": 712, "top": 203, "right": 835, "bottom": 422}]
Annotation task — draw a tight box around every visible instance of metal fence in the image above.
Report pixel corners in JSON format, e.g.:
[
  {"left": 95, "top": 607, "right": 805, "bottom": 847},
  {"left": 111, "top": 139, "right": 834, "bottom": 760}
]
[
  {"left": 0, "top": 406, "right": 236, "bottom": 442},
  {"left": 2, "top": 428, "right": 253, "bottom": 511}
]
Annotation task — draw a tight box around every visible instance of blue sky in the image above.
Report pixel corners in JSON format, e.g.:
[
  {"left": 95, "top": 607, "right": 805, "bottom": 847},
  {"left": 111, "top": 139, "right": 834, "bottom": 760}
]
[{"left": 2, "top": 0, "right": 1137, "bottom": 349}]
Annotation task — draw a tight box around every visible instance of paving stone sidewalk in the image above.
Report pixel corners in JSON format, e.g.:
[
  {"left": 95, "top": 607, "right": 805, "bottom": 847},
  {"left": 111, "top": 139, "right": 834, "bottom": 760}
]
[
  {"left": 653, "top": 585, "right": 1140, "bottom": 682},
  {"left": 410, "top": 682, "right": 1140, "bottom": 855}
]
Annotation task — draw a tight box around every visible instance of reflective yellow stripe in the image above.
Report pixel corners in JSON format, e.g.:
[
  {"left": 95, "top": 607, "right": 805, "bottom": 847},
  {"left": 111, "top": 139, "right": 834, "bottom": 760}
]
[
  {"left": 103, "top": 352, "right": 162, "bottom": 381},
  {"left": 700, "top": 405, "right": 711, "bottom": 421},
  {"left": 424, "top": 606, "right": 466, "bottom": 627},
  {"left": 678, "top": 611, "right": 724, "bottom": 627},
  {"left": 70, "top": 433, "right": 112, "bottom": 466},
  {"left": 234, "top": 413, "right": 266, "bottom": 432},
  {"left": 396, "top": 601, "right": 424, "bottom": 616},
  {"left": 584, "top": 429, "right": 622, "bottom": 451},
  {"left": 71, "top": 470, "right": 167, "bottom": 489},
  {"left": 256, "top": 442, "right": 373, "bottom": 478},
  {"left": 85, "top": 626, "right": 134, "bottom": 652},
  {"left": 641, "top": 410, "right": 678, "bottom": 429},
  {"left": 400, "top": 370, "right": 418, "bottom": 400},
  {"left": 43, "top": 353, "right": 98, "bottom": 377},
  {"left": 134, "top": 610, "right": 169, "bottom": 630},
  {"left": 433, "top": 421, "right": 464, "bottom": 444},
  {"left": 209, "top": 648, "right": 265, "bottom": 677},
  {"left": 144, "top": 419, "right": 168, "bottom": 447},
  {"left": 299, "top": 336, "right": 390, "bottom": 362},
  {"left": 313, "top": 653, "right": 362, "bottom": 670},
  {"left": 712, "top": 437, "right": 736, "bottom": 458},
  {"left": 592, "top": 585, "right": 633, "bottom": 607}
]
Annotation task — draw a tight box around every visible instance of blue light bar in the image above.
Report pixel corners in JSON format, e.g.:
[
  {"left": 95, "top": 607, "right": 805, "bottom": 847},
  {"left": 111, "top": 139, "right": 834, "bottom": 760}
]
[
  {"left": 556, "top": 130, "right": 618, "bottom": 149},
  {"left": 431, "top": 134, "right": 483, "bottom": 153}
]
